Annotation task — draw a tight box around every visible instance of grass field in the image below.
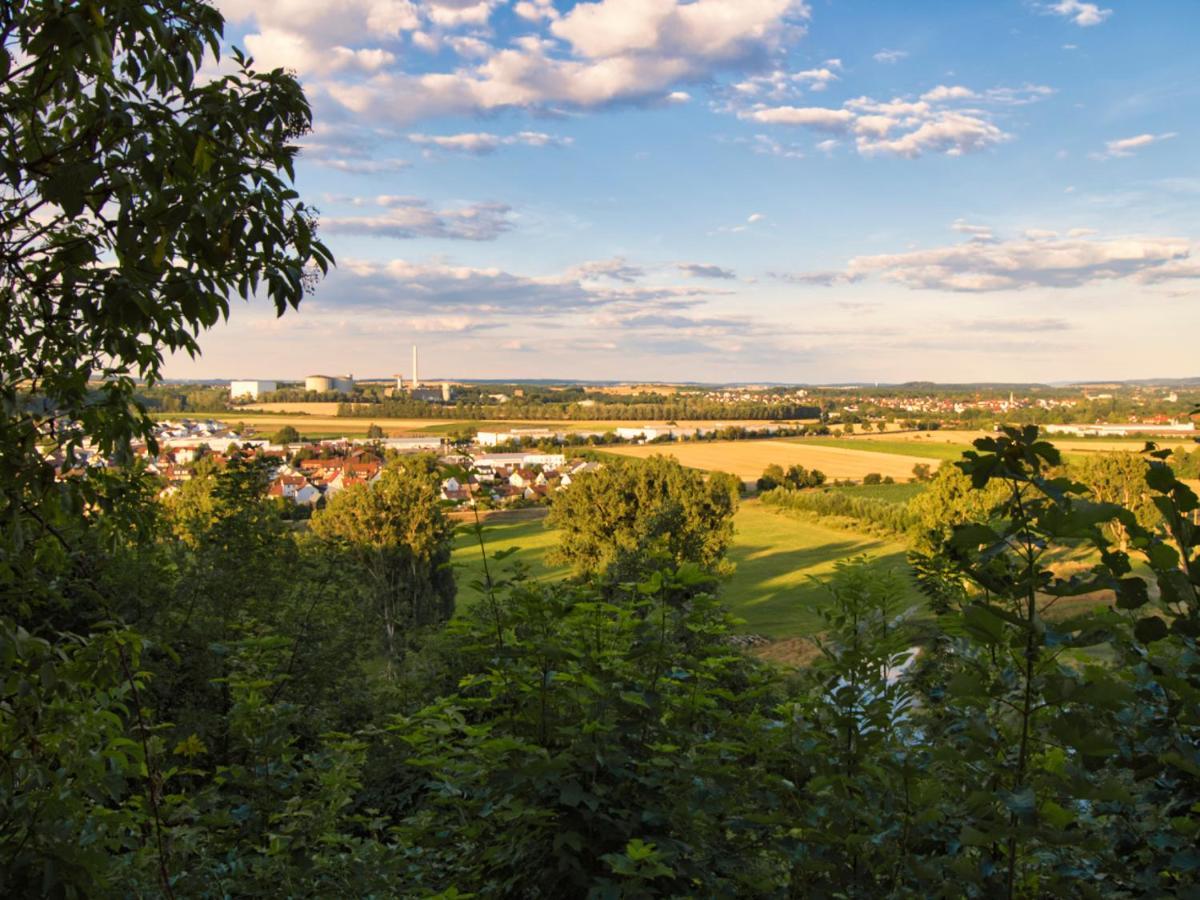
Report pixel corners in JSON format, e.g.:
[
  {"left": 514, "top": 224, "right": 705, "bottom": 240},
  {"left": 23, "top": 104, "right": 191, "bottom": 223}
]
[
  {"left": 602, "top": 439, "right": 932, "bottom": 482},
  {"left": 451, "top": 500, "right": 921, "bottom": 639}
]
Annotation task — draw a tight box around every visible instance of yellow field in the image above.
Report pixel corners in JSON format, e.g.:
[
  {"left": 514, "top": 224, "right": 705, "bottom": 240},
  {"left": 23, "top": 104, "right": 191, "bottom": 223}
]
[
  {"left": 603, "top": 439, "right": 931, "bottom": 481},
  {"left": 241, "top": 402, "right": 345, "bottom": 414},
  {"left": 845, "top": 428, "right": 1196, "bottom": 456}
]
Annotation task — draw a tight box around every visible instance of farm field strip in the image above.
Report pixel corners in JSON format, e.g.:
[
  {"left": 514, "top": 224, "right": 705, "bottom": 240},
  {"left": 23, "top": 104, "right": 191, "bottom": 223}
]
[{"left": 602, "top": 439, "right": 932, "bottom": 481}]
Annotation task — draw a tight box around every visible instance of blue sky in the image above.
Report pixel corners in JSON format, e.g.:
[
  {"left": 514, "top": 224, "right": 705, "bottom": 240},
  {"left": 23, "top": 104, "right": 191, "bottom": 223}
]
[{"left": 167, "top": 0, "right": 1200, "bottom": 384}]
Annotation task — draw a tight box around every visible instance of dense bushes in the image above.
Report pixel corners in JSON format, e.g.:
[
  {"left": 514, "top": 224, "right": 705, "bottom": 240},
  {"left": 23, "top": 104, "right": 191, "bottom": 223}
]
[{"left": 761, "top": 485, "right": 916, "bottom": 537}]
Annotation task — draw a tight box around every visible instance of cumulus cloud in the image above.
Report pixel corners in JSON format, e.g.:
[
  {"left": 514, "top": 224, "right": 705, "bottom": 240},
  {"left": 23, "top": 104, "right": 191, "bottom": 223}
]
[
  {"left": 795, "top": 228, "right": 1197, "bottom": 292},
  {"left": 1093, "top": 132, "right": 1178, "bottom": 159},
  {"left": 406, "top": 130, "right": 573, "bottom": 154},
  {"left": 677, "top": 262, "right": 737, "bottom": 279},
  {"left": 735, "top": 84, "right": 1051, "bottom": 158},
  {"left": 731, "top": 60, "right": 841, "bottom": 99},
  {"left": 322, "top": 197, "right": 515, "bottom": 241},
  {"left": 314, "top": 0, "right": 810, "bottom": 121},
  {"left": 1042, "top": 0, "right": 1111, "bottom": 27},
  {"left": 514, "top": 0, "right": 559, "bottom": 22}
]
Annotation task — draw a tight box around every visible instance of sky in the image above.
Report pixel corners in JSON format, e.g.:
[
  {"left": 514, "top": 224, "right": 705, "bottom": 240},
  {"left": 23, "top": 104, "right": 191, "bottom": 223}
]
[{"left": 165, "top": 0, "right": 1200, "bottom": 385}]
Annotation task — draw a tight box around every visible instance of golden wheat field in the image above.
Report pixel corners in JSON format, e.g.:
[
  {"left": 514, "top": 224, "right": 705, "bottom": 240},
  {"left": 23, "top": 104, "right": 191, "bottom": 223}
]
[
  {"left": 845, "top": 428, "right": 1196, "bottom": 456},
  {"left": 603, "top": 439, "right": 932, "bottom": 482}
]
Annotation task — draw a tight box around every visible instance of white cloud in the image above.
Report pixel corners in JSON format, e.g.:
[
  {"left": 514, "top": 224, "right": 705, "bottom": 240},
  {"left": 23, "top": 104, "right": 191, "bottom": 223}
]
[
  {"left": 406, "top": 130, "right": 573, "bottom": 154},
  {"left": 316, "top": 0, "right": 809, "bottom": 121},
  {"left": 952, "top": 219, "right": 995, "bottom": 242},
  {"left": 800, "top": 230, "right": 1196, "bottom": 292},
  {"left": 744, "top": 105, "right": 854, "bottom": 129},
  {"left": 747, "top": 213, "right": 765, "bottom": 223},
  {"left": 514, "top": 0, "right": 559, "bottom": 22},
  {"left": 921, "top": 85, "right": 976, "bottom": 102},
  {"left": 1043, "top": 0, "right": 1112, "bottom": 27},
  {"left": 322, "top": 197, "right": 515, "bottom": 240},
  {"left": 873, "top": 48, "right": 908, "bottom": 64},
  {"left": 735, "top": 83, "right": 1051, "bottom": 158},
  {"left": 1093, "top": 132, "right": 1178, "bottom": 159}
]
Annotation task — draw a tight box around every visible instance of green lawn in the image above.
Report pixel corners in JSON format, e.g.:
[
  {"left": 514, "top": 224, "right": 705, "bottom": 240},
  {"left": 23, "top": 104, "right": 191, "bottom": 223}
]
[
  {"left": 451, "top": 500, "right": 922, "bottom": 639},
  {"left": 788, "top": 437, "right": 972, "bottom": 461}
]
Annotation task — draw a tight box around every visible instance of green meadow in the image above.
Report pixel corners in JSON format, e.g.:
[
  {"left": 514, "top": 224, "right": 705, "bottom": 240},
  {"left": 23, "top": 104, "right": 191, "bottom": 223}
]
[{"left": 452, "top": 499, "right": 922, "bottom": 639}]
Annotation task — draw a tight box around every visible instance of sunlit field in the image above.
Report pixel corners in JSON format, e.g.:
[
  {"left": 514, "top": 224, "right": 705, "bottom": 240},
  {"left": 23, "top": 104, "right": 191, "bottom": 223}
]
[
  {"left": 602, "top": 439, "right": 932, "bottom": 482},
  {"left": 452, "top": 500, "right": 921, "bottom": 640}
]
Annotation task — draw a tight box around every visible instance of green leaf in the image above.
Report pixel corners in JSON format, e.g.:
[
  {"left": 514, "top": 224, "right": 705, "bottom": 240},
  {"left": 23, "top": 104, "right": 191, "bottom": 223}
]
[{"left": 1134, "top": 615, "right": 1169, "bottom": 643}]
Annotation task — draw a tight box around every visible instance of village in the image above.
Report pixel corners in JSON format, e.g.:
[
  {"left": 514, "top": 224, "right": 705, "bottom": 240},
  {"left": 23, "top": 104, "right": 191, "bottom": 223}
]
[{"left": 46, "top": 417, "right": 611, "bottom": 514}]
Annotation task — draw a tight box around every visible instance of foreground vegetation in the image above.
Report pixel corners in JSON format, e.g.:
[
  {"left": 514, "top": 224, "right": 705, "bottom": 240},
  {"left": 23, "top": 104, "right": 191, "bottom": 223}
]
[{"left": 4, "top": 4, "right": 1200, "bottom": 896}]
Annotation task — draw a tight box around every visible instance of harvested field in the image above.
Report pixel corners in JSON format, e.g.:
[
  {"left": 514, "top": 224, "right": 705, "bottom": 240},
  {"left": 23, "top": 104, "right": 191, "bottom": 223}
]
[{"left": 602, "top": 439, "right": 932, "bottom": 482}]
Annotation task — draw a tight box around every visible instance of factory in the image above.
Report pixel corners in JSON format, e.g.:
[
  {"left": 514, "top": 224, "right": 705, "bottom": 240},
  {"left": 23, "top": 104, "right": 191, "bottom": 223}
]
[
  {"left": 229, "top": 380, "right": 276, "bottom": 400},
  {"left": 395, "top": 345, "right": 454, "bottom": 402},
  {"left": 304, "top": 374, "right": 355, "bottom": 394}
]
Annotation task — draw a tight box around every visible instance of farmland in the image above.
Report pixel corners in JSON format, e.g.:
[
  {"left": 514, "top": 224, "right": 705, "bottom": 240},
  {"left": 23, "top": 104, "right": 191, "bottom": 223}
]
[
  {"left": 601, "top": 439, "right": 933, "bottom": 482},
  {"left": 452, "top": 500, "right": 921, "bottom": 639}
]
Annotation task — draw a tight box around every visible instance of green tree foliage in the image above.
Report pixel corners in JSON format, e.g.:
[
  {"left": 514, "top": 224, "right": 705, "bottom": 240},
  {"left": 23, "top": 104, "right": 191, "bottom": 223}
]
[
  {"left": 310, "top": 461, "right": 456, "bottom": 664},
  {"left": 366, "top": 422, "right": 385, "bottom": 439},
  {"left": 272, "top": 424, "right": 301, "bottom": 444},
  {"left": 784, "top": 463, "right": 827, "bottom": 489},
  {"left": 383, "top": 564, "right": 786, "bottom": 897},
  {"left": 1072, "top": 451, "right": 1159, "bottom": 549},
  {"left": 547, "top": 455, "right": 737, "bottom": 582},
  {"left": 758, "top": 462, "right": 786, "bottom": 491}
]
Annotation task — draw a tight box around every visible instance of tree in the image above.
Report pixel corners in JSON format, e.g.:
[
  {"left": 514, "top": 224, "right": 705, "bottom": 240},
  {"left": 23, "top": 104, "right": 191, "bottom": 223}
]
[
  {"left": 272, "top": 425, "right": 301, "bottom": 444},
  {"left": 311, "top": 462, "right": 456, "bottom": 665},
  {"left": 1073, "top": 452, "right": 1159, "bottom": 550},
  {"left": 863, "top": 472, "right": 883, "bottom": 485},
  {"left": 1, "top": 0, "right": 331, "bottom": 542},
  {"left": 548, "top": 455, "right": 737, "bottom": 582},
  {"left": 784, "top": 464, "right": 826, "bottom": 489},
  {"left": 0, "top": 3, "right": 330, "bottom": 892},
  {"left": 366, "top": 423, "right": 386, "bottom": 439},
  {"left": 911, "top": 463, "right": 933, "bottom": 482},
  {"left": 758, "top": 463, "right": 786, "bottom": 491}
]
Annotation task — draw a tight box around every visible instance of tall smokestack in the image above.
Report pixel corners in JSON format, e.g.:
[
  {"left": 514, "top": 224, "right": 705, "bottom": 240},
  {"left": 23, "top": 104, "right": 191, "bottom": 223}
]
[{"left": 412, "top": 344, "right": 419, "bottom": 389}]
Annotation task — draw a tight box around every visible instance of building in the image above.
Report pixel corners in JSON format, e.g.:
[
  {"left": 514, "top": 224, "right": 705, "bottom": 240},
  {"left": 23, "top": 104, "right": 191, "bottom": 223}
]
[
  {"left": 305, "top": 374, "right": 354, "bottom": 394},
  {"left": 229, "top": 379, "right": 276, "bottom": 400}
]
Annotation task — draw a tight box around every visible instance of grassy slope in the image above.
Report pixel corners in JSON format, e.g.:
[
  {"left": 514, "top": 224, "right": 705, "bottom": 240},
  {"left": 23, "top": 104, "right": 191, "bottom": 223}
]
[{"left": 451, "top": 499, "right": 921, "bottom": 639}]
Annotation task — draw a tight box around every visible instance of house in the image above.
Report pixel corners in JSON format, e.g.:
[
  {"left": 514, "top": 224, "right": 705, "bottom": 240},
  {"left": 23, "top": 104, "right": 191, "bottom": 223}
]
[{"left": 268, "top": 474, "right": 320, "bottom": 506}]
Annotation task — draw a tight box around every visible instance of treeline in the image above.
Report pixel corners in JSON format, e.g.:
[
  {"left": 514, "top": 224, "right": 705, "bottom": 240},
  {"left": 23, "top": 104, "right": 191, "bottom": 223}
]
[{"left": 338, "top": 399, "right": 821, "bottom": 420}]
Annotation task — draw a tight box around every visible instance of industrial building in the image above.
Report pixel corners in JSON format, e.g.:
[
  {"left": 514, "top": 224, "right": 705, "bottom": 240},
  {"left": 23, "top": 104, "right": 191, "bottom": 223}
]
[
  {"left": 304, "top": 374, "right": 355, "bottom": 394},
  {"left": 229, "top": 380, "right": 276, "bottom": 400}
]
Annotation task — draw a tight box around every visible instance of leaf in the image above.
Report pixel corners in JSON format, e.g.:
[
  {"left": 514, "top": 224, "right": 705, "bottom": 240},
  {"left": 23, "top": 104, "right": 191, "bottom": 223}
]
[
  {"left": 961, "top": 604, "right": 1009, "bottom": 646},
  {"left": 1134, "top": 615, "right": 1169, "bottom": 643}
]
